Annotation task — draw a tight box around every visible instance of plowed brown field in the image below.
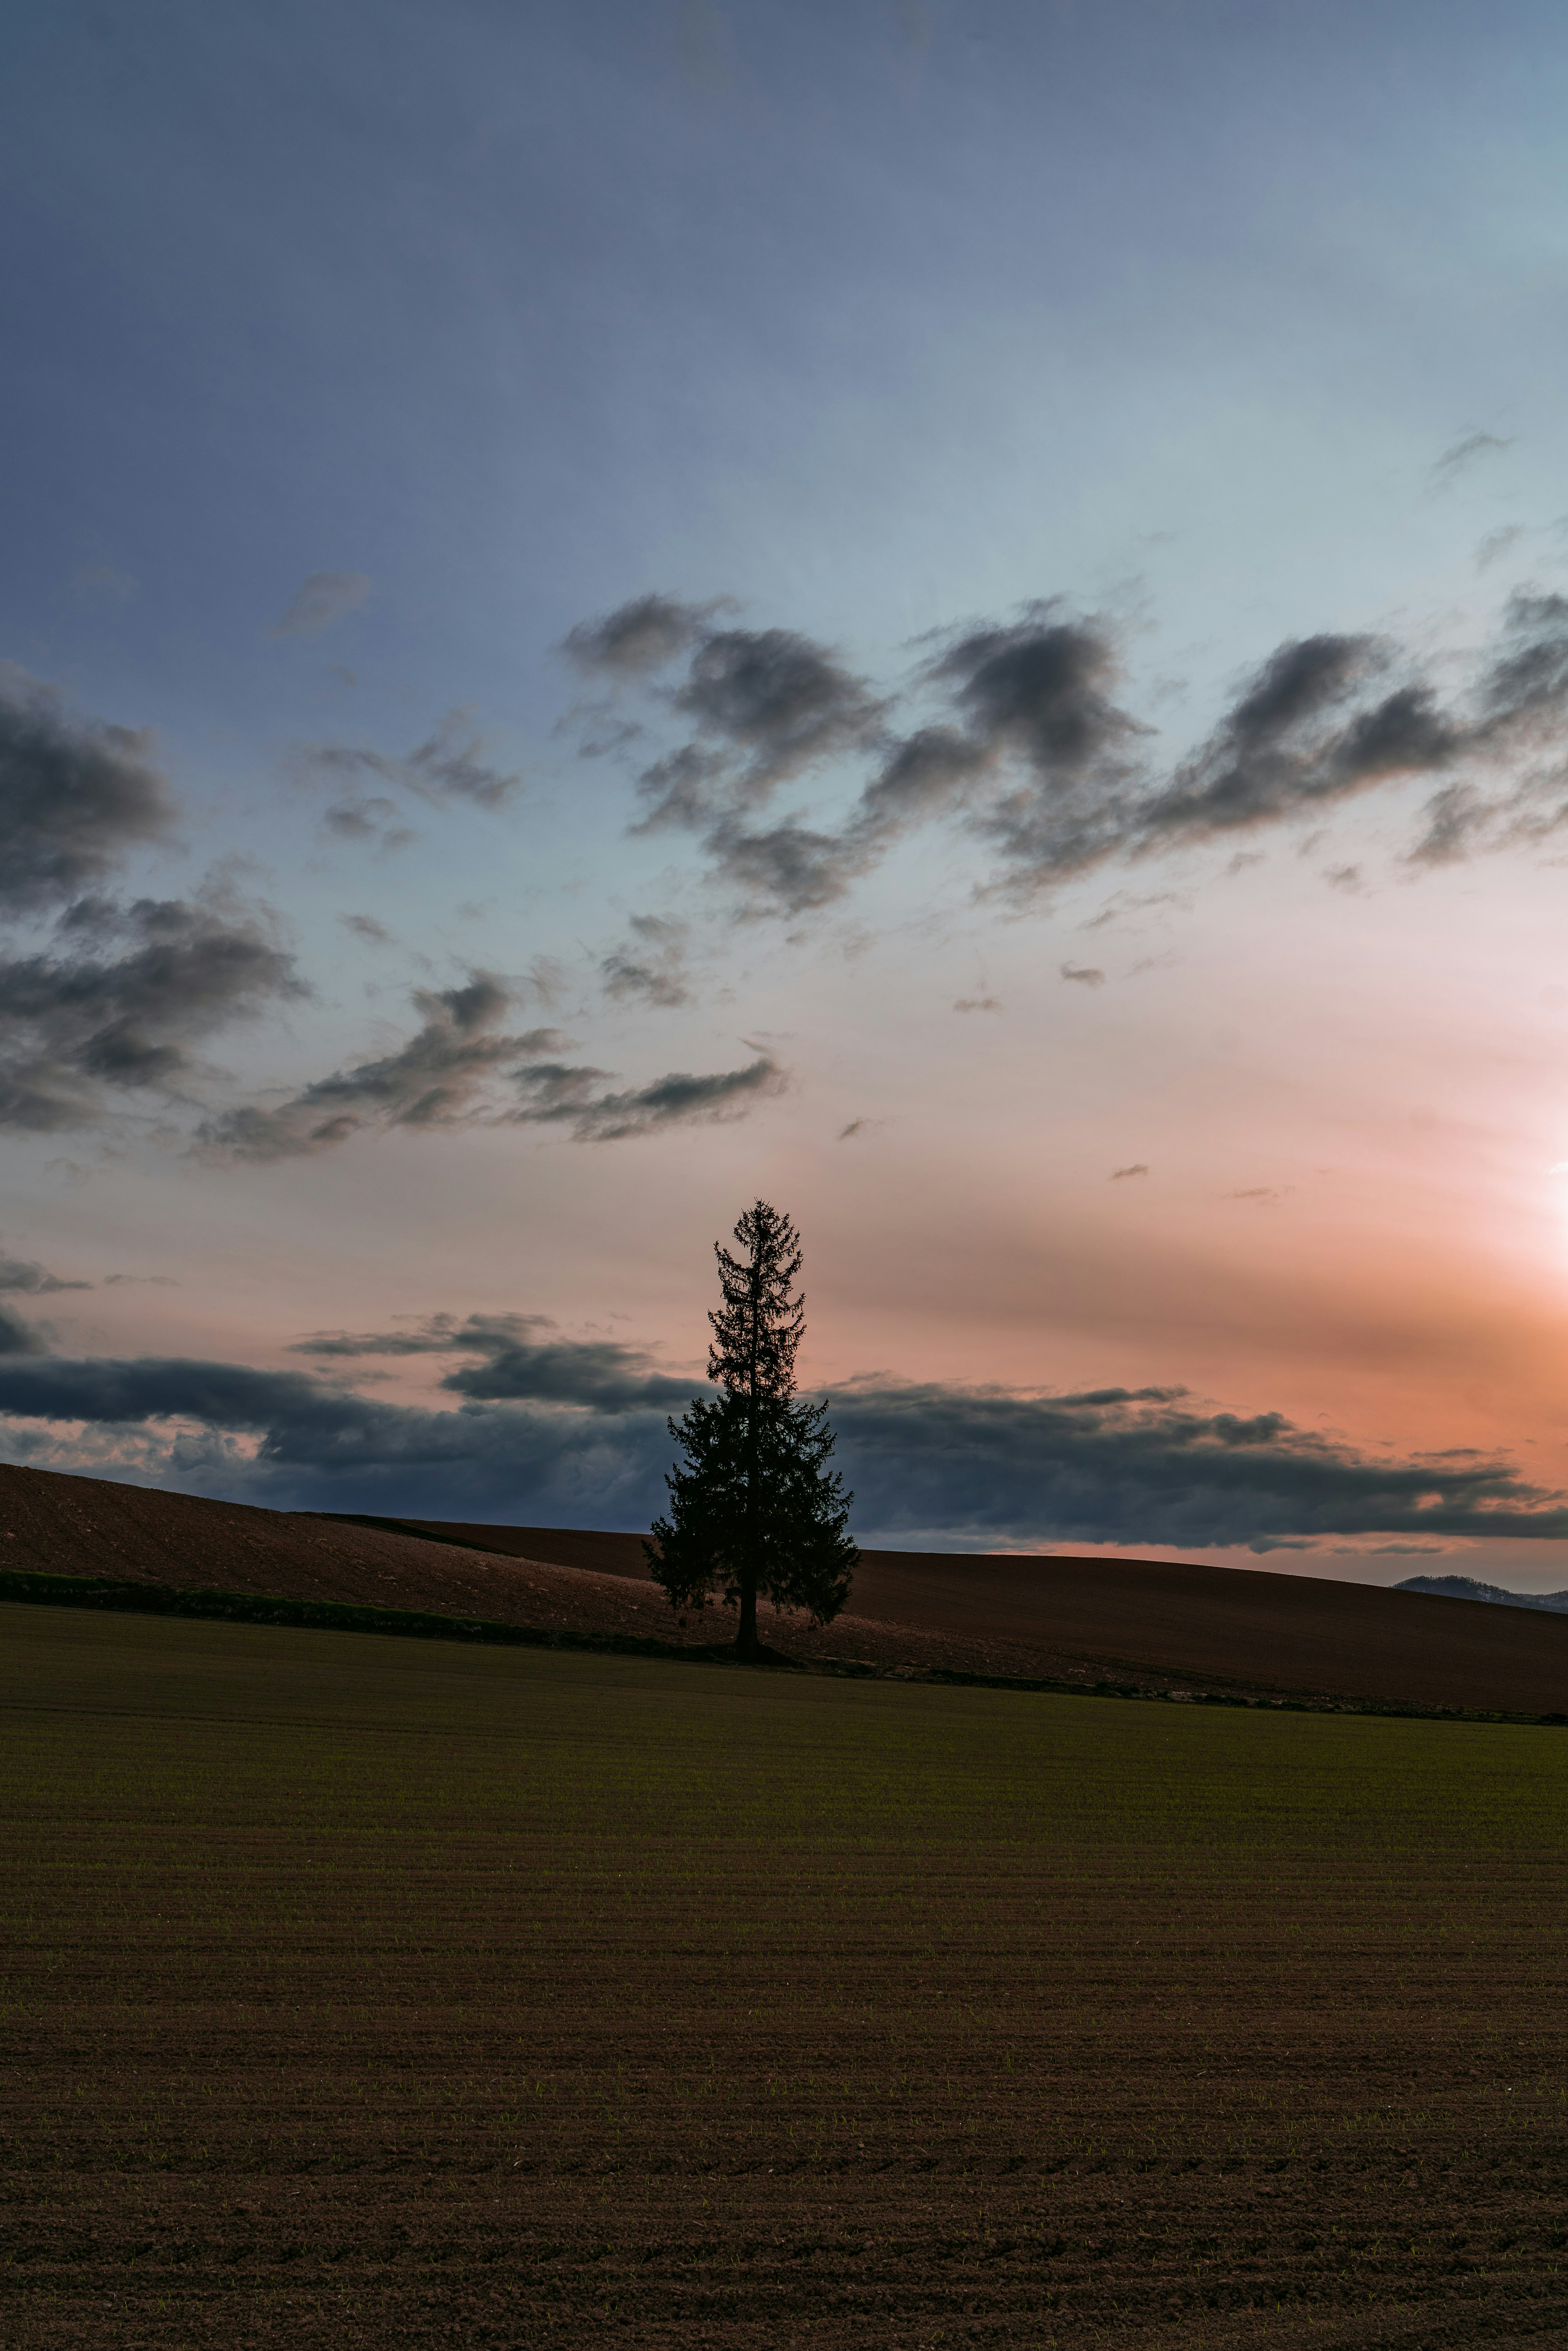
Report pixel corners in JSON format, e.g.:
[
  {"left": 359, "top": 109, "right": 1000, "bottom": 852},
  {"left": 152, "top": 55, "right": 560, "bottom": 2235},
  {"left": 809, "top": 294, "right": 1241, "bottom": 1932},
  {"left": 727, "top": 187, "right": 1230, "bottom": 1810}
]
[{"left": 4, "top": 1604, "right": 1568, "bottom": 2349}]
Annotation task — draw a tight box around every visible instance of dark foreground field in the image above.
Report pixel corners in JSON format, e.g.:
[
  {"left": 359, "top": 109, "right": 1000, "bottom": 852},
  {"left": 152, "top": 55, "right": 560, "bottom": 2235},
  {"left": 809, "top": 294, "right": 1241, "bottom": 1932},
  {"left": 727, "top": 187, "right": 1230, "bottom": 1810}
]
[{"left": 5, "top": 1607, "right": 1568, "bottom": 2347}]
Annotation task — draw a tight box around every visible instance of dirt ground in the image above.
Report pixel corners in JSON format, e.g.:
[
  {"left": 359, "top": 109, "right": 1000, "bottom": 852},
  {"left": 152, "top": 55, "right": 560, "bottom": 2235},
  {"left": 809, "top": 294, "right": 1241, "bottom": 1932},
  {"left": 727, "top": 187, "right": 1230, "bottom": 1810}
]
[
  {"left": 5, "top": 1607, "right": 1568, "bottom": 2349},
  {"left": 7, "top": 1462, "right": 1568, "bottom": 1714}
]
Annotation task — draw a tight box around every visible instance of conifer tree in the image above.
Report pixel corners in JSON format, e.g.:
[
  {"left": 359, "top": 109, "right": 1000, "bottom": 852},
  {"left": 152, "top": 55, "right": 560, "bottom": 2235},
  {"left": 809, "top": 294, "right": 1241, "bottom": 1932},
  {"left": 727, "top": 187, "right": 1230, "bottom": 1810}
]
[{"left": 648, "top": 1200, "right": 857, "bottom": 1657}]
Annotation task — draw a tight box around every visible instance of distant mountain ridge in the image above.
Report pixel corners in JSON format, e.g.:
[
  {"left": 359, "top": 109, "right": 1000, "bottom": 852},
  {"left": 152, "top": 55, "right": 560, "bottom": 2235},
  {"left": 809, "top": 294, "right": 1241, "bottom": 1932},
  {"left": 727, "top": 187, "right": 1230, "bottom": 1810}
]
[{"left": 1397, "top": 1573, "right": 1568, "bottom": 1613}]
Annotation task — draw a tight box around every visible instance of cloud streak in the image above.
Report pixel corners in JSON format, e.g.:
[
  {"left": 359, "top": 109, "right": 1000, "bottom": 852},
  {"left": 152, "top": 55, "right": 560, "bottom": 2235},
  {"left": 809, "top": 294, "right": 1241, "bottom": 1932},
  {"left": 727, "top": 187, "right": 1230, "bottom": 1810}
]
[
  {"left": 301, "top": 710, "right": 523, "bottom": 840},
  {"left": 292, "top": 1311, "right": 700, "bottom": 1411},
  {"left": 201, "top": 973, "right": 786, "bottom": 1159},
  {"left": 267, "top": 570, "right": 371, "bottom": 638}
]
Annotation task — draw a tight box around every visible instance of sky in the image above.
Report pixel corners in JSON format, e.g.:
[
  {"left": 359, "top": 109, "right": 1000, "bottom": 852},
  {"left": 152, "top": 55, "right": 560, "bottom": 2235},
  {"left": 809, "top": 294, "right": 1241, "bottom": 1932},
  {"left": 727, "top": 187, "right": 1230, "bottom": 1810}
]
[{"left": 5, "top": 0, "right": 1568, "bottom": 1582}]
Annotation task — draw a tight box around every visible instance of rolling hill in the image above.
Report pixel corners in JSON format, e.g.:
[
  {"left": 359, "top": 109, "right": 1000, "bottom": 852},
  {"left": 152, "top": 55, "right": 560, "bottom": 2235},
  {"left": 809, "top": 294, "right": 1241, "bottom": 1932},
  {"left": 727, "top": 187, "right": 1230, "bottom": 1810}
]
[{"left": 2, "top": 1463, "right": 1567, "bottom": 1714}]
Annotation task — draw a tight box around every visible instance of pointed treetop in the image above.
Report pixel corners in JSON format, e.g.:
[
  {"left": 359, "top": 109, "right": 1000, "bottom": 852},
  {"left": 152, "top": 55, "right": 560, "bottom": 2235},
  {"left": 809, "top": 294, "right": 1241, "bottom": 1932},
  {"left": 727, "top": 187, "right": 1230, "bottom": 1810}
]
[{"left": 708, "top": 1198, "right": 805, "bottom": 1401}]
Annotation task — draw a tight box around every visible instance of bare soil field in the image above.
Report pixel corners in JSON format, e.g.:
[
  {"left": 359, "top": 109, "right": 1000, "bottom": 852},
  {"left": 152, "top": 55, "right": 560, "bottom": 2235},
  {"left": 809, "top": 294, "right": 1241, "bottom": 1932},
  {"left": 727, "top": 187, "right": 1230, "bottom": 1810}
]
[{"left": 4, "top": 1603, "right": 1568, "bottom": 2349}]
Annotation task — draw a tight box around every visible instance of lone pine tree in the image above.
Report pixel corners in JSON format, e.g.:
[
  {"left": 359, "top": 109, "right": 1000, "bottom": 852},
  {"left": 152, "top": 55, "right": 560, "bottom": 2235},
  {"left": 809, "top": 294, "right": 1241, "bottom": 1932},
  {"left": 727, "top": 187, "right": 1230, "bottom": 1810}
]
[{"left": 648, "top": 1199, "right": 857, "bottom": 1658}]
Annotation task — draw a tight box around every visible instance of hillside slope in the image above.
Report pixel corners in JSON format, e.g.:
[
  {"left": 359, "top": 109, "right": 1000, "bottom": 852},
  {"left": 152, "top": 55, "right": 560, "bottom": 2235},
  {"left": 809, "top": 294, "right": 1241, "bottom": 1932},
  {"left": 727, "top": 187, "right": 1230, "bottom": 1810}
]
[
  {"left": 5, "top": 1466, "right": 1568, "bottom": 1712},
  {"left": 391, "top": 1514, "right": 1568, "bottom": 1716}
]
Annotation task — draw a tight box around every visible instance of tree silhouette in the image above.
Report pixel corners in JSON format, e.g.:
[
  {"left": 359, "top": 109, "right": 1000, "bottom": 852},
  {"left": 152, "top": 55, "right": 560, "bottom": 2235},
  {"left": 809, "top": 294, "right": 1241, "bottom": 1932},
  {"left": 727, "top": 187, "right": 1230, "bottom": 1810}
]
[{"left": 648, "top": 1199, "right": 857, "bottom": 1657}]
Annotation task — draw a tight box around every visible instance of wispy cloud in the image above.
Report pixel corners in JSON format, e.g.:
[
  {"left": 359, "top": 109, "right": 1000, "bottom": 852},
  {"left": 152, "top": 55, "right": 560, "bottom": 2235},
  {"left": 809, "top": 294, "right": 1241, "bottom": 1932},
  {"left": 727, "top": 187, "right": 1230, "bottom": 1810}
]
[
  {"left": 301, "top": 708, "right": 523, "bottom": 831},
  {"left": 267, "top": 570, "right": 371, "bottom": 638},
  {"left": 600, "top": 914, "right": 693, "bottom": 1008},
  {"left": 1431, "top": 431, "right": 1513, "bottom": 481}
]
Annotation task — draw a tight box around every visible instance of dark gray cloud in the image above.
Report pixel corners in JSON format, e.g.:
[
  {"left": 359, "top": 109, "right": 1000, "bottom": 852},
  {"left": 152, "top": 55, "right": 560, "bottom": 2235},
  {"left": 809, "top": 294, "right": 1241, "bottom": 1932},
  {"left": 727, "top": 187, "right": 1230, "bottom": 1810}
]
[
  {"left": 824, "top": 1380, "right": 1568, "bottom": 1552},
  {"left": 954, "top": 995, "right": 1001, "bottom": 1013},
  {"left": 672, "top": 627, "right": 885, "bottom": 800},
  {"left": 203, "top": 977, "right": 566, "bottom": 1161},
  {"left": 1110, "top": 1163, "right": 1148, "bottom": 1180},
  {"left": 0, "top": 1257, "right": 89, "bottom": 1293},
  {"left": 0, "top": 895, "right": 303, "bottom": 1131},
  {"left": 508, "top": 1052, "right": 786, "bottom": 1143},
  {"left": 292, "top": 1311, "right": 700, "bottom": 1412},
  {"left": 702, "top": 816, "right": 878, "bottom": 914},
  {"left": 339, "top": 912, "right": 394, "bottom": 945},
  {"left": 1, "top": 1355, "right": 1564, "bottom": 1553},
  {"left": 267, "top": 571, "right": 371, "bottom": 638},
  {"left": 0, "top": 671, "right": 176, "bottom": 915},
  {"left": 1135, "top": 636, "right": 1459, "bottom": 851},
  {"left": 563, "top": 593, "right": 714, "bottom": 676},
  {"left": 600, "top": 914, "right": 692, "bottom": 1008},
  {"left": 930, "top": 610, "right": 1142, "bottom": 779},
  {"left": 1060, "top": 961, "right": 1105, "bottom": 986},
  {"left": 569, "top": 599, "right": 887, "bottom": 910}
]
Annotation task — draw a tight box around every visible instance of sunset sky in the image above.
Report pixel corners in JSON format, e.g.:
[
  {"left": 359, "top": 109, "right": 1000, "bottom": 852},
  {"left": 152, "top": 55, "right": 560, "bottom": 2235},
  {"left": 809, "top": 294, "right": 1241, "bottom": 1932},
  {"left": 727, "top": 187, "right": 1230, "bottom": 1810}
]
[{"left": 6, "top": 0, "right": 1568, "bottom": 1581}]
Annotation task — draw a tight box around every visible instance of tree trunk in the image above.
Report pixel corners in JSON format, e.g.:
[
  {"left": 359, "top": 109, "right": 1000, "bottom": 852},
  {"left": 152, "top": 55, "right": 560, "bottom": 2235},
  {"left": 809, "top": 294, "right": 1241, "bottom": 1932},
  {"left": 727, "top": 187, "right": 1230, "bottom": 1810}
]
[
  {"left": 735, "top": 1567, "right": 759, "bottom": 1659},
  {"left": 735, "top": 1257, "right": 762, "bottom": 1658}
]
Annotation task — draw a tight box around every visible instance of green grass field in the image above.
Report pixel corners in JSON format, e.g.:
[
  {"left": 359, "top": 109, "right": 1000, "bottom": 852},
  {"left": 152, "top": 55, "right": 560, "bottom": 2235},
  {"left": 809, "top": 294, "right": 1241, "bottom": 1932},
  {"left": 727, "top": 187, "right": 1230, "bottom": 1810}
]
[{"left": 4, "top": 1602, "right": 1568, "bottom": 2347}]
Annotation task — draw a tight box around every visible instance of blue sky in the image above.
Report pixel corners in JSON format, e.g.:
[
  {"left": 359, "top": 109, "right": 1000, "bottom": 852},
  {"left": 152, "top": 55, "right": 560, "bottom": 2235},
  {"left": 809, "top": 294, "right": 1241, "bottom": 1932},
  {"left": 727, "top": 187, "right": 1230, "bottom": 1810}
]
[{"left": 6, "top": 0, "right": 1568, "bottom": 1573}]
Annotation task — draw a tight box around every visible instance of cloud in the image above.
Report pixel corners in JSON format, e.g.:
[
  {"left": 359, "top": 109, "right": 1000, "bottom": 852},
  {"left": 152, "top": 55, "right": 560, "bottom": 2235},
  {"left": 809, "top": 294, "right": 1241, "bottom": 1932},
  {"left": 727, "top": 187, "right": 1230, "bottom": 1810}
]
[
  {"left": 566, "top": 583, "right": 1568, "bottom": 916},
  {"left": 1110, "top": 1163, "right": 1149, "bottom": 1180},
  {"left": 0, "top": 670, "right": 176, "bottom": 915},
  {"left": 1135, "top": 635, "right": 1459, "bottom": 852},
  {"left": 563, "top": 593, "right": 714, "bottom": 676},
  {"left": 339, "top": 913, "right": 394, "bottom": 945},
  {"left": 507, "top": 1052, "right": 787, "bottom": 1143},
  {"left": 671, "top": 627, "right": 886, "bottom": 801},
  {"left": 292, "top": 1311, "right": 699, "bottom": 1413},
  {"left": 301, "top": 713, "right": 523, "bottom": 842},
  {"left": 267, "top": 571, "right": 371, "bottom": 639},
  {"left": 954, "top": 995, "right": 1000, "bottom": 1013},
  {"left": 1060, "top": 961, "right": 1105, "bottom": 986},
  {"left": 600, "top": 914, "right": 692, "bottom": 1008},
  {"left": 2, "top": 1355, "right": 1567, "bottom": 1552},
  {"left": 199, "top": 974, "right": 783, "bottom": 1158},
  {"left": 0, "top": 1257, "right": 89, "bottom": 1293},
  {"left": 1477, "top": 525, "right": 1526, "bottom": 570},
  {"left": 824, "top": 1379, "right": 1568, "bottom": 1552},
  {"left": 102, "top": 1273, "right": 178, "bottom": 1286},
  {"left": 568, "top": 597, "right": 888, "bottom": 914},
  {"left": 202, "top": 976, "right": 565, "bottom": 1161},
  {"left": 1432, "top": 431, "right": 1513, "bottom": 481},
  {"left": 0, "top": 893, "right": 304, "bottom": 1132},
  {"left": 0, "top": 1305, "right": 47, "bottom": 1357}
]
